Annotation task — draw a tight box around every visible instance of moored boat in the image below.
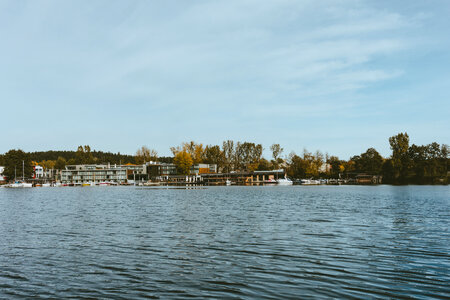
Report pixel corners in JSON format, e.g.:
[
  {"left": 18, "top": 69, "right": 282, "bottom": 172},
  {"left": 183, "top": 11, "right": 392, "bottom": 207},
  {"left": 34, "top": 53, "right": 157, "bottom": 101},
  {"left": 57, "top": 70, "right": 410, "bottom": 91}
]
[
  {"left": 5, "top": 181, "right": 33, "bottom": 188},
  {"left": 277, "top": 177, "right": 293, "bottom": 185},
  {"left": 300, "top": 179, "right": 321, "bottom": 185}
]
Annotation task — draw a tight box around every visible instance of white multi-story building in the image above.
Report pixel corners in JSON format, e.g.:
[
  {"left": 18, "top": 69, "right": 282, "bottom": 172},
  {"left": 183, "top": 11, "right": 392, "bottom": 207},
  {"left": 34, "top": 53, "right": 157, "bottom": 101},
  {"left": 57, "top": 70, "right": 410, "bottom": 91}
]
[
  {"left": 33, "top": 166, "right": 44, "bottom": 178},
  {"left": 61, "top": 164, "right": 143, "bottom": 184}
]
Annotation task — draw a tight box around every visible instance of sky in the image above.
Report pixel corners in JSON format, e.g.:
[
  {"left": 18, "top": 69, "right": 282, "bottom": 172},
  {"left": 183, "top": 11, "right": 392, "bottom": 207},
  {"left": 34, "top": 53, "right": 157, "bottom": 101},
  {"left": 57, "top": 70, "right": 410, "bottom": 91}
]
[{"left": 0, "top": 0, "right": 449, "bottom": 159}]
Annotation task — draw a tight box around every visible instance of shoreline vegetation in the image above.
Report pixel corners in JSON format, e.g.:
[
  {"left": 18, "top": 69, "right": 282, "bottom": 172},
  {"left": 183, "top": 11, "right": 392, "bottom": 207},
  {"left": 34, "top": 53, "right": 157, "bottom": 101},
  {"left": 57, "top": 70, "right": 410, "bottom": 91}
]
[{"left": 0, "top": 132, "right": 448, "bottom": 185}]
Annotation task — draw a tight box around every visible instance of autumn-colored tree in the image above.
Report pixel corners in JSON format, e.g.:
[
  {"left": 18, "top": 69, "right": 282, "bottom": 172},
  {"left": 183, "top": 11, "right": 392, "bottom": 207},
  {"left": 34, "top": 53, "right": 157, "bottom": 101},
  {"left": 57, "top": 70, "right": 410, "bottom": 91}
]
[
  {"left": 173, "top": 151, "right": 193, "bottom": 175},
  {"left": 135, "top": 146, "right": 158, "bottom": 164},
  {"left": 182, "top": 141, "right": 204, "bottom": 164},
  {"left": 171, "top": 141, "right": 204, "bottom": 165},
  {"left": 40, "top": 160, "right": 56, "bottom": 170}
]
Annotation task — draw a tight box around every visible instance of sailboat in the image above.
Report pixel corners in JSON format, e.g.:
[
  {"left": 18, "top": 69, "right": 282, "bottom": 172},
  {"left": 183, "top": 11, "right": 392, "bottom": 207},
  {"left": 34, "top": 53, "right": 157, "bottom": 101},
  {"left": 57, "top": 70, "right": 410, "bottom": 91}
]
[{"left": 7, "top": 161, "right": 32, "bottom": 188}]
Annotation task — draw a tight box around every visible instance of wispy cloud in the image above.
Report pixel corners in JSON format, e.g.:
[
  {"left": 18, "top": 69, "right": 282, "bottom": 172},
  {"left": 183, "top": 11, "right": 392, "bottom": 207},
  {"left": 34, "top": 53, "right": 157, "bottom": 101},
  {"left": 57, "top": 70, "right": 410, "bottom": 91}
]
[{"left": 0, "top": 0, "right": 448, "bottom": 157}]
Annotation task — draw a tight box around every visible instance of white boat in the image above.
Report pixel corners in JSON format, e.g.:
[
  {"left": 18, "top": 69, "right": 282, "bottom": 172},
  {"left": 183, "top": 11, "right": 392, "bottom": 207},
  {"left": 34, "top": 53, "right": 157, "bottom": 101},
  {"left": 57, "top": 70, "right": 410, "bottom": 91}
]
[
  {"left": 300, "top": 179, "right": 321, "bottom": 185},
  {"left": 42, "top": 183, "right": 51, "bottom": 187},
  {"left": 6, "top": 161, "right": 33, "bottom": 188},
  {"left": 277, "top": 177, "right": 293, "bottom": 185},
  {"left": 143, "top": 181, "right": 160, "bottom": 186},
  {"left": 226, "top": 179, "right": 231, "bottom": 186},
  {"left": 6, "top": 181, "right": 32, "bottom": 188}
]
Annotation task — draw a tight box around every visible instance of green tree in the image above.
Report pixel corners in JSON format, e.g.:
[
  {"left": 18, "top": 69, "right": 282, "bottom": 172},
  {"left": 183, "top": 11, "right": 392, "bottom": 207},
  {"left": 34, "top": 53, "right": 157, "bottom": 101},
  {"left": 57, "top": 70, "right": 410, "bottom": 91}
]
[
  {"left": 300, "top": 149, "right": 321, "bottom": 178},
  {"left": 313, "top": 150, "right": 324, "bottom": 175},
  {"left": 408, "top": 142, "right": 449, "bottom": 184},
  {"left": 381, "top": 159, "right": 395, "bottom": 183},
  {"left": 270, "top": 143, "right": 284, "bottom": 169},
  {"left": 257, "top": 158, "right": 271, "bottom": 171},
  {"left": 389, "top": 132, "right": 410, "bottom": 182},
  {"left": 173, "top": 151, "right": 193, "bottom": 175},
  {"left": 55, "top": 157, "right": 67, "bottom": 170},
  {"left": 327, "top": 156, "right": 342, "bottom": 178},
  {"left": 204, "top": 145, "right": 224, "bottom": 170},
  {"left": 234, "top": 142, "right": 263, "bottom": 171},
  {"left": 352, "top": 148, "right": 384, "bottom": 174},
  {"left": 287, "top": 153, "right": 308, "bottom": 179},
  {"left": 222, "top": 140, "right": 234, "bottom": 173},
  {"left": 75, "top": 145, "right": 95, "bottom": 164},
  {"left": 2, "top": 149, "right": 33, "bottom": 181}
]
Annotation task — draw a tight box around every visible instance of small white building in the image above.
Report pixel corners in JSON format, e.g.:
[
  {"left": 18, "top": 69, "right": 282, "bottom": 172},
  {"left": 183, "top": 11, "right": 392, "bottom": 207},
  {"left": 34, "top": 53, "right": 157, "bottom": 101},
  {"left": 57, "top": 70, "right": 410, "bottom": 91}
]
[
  {"left": 34, "top": 166, "right": 44, "bottom": 178},
  {"left": 0, "top": 166, "right": 5, "bottom": 182}
]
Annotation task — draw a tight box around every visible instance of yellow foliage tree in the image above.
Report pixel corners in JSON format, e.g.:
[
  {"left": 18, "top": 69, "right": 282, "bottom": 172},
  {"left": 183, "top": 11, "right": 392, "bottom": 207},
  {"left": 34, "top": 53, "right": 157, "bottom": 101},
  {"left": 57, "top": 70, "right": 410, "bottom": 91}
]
[
  {"left": 172, "top": 141, "right": 205, "bottom": 165},
  {"left": 173, "top": 151, "right": 193, "bottom": 175}
]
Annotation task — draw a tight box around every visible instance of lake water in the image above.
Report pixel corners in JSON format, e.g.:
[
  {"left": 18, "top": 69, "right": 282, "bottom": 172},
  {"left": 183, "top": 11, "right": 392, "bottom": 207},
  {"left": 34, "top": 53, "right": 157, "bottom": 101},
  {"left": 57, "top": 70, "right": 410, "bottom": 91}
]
[{"left": 0, "top": 185, "right": 449, "bottom": 299}]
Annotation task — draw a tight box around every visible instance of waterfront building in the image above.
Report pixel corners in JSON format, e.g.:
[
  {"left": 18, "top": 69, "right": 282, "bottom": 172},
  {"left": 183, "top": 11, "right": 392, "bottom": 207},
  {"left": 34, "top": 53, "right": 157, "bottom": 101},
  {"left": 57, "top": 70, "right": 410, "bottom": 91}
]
[
  {"left": 33, "top": 166, "right": 44, "bottom": 178},
  {"left": 355, "top": 174, "right": 382, "bottom": 184},
  {"left": 61, "top": 164, "right": 146, "bottom": 184},
  {"left": 146, "top": 162, "right": 177, "bottom": 177},
  {"left": 198, "top": 169, "right": 286, "bottom": 186},
  {"left": 190, "top": 163, "right": 217, "bottom": 175},
  {"left": 0, "top": 166, "right": 5, "bottom": 182},
  {"left": 146, "top": 161, "right": 217, "bottom": 179}
]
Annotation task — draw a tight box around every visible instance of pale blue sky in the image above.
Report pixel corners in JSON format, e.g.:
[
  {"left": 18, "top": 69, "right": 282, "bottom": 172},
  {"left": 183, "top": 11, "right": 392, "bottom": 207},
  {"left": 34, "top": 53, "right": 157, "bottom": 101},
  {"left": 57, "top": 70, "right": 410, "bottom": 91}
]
[{"left": 1, "top": 0, "right": 449, "bottom": 159}]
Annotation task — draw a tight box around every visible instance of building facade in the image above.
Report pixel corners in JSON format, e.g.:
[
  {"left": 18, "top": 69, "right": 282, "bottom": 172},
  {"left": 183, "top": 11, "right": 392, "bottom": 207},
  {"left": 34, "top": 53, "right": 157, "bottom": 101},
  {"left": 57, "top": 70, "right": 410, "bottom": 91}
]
[
  {"left": 146, "top": 162, "right": 217, "bottom": 178},
  {"left": 61, "top": 164, "right": 145, "bottom": 184},
  {"left": 0, "top": 166, "right": 5, "bottom": 182},
  {"left": 33, "top": 166, "right": 44, "bottom": 178},
  {"left": 190, "top": 163, "right": 217, "bottom": 175}
]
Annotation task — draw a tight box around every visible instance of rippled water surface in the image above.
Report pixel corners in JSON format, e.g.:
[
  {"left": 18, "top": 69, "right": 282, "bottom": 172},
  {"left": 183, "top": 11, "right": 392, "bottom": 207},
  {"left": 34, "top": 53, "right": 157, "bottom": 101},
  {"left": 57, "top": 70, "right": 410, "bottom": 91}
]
[{"left": 0, "top": 185, "right": 449, "bottom": 299}]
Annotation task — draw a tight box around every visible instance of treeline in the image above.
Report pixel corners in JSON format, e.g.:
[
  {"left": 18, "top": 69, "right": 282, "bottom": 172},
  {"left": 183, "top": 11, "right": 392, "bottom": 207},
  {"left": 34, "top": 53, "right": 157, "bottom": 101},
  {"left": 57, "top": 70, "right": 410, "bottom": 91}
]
[
  {"left": 135, "top": 133, "right": 447, "bottom": 184},
  {"left": 0, "top": 145, "right": 173, "bottom": 181},
  {"left": 288, "top": 133, "right": 448, "bottom": 184},
  {"left": 0, "top": 146, "right": 136, "bottom": 180},
  {"left": 27, "top": 148, "right": 135, "bottom": 165},
  {"left": 1, "top": 133, "right": 448, "bottom": 184},
  {"left": 383, "top": 133, "right": 448, "bottom": 184}
]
